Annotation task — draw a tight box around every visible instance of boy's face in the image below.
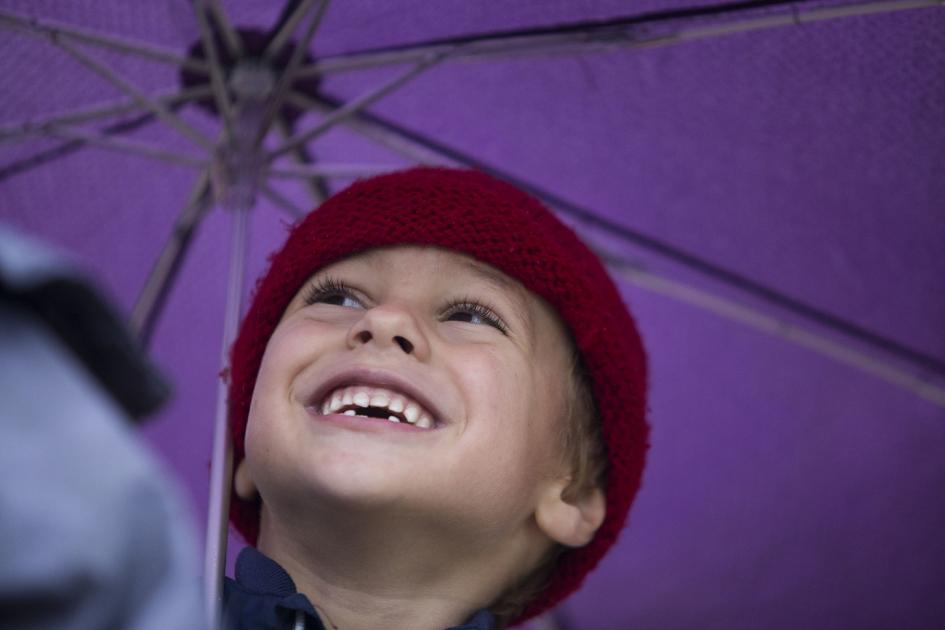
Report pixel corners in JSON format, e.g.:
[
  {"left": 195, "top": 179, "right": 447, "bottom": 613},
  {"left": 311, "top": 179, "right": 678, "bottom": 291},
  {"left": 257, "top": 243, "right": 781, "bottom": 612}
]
[{"left": 240, "top": 246, "right": 574, "bottom": 543}]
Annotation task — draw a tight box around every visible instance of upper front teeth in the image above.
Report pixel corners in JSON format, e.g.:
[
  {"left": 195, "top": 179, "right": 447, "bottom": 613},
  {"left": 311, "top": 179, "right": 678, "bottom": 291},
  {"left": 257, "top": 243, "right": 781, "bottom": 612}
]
[{"left": 320, "top": 385, "right": 434, "bottom": 429}]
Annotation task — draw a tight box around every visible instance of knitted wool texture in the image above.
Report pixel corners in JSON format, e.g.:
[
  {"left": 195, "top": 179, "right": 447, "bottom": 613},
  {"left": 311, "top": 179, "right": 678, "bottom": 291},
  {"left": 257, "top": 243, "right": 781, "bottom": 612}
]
[{"left": 227, "top": 167, "right": 649, "bottom": 622}]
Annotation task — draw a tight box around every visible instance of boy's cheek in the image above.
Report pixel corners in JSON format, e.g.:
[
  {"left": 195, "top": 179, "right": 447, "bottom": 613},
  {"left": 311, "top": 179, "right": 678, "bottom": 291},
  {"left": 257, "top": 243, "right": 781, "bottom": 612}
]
[{"left": 253, "top": 320, "right": 336, "bottom": 407}]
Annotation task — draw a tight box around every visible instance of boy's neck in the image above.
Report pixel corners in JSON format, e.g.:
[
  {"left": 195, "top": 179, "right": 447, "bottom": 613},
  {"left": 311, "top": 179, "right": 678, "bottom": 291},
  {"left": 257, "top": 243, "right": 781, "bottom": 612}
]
[{"left": 256, "top": 504, "right": 543, "bottom": 630}]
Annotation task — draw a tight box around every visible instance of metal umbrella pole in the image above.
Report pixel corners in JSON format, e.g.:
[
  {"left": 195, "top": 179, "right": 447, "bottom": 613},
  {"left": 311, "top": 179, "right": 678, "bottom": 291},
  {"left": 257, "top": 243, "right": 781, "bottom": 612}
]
[
  {"left": 194, "top": 2, "right": 334, "bottom": 625},
  {"left": 204, "top": 198, "right": 249, "bottom": 629}
]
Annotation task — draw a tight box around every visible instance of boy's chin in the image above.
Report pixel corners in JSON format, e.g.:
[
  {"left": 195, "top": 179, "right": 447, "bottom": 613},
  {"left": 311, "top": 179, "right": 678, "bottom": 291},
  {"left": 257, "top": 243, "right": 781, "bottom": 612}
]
[
  {"left": 284, "top": 450, "right": 437, "bottom": 511},
  {"left": 284, "top": 461, "right": 533, "bottom": 535}
]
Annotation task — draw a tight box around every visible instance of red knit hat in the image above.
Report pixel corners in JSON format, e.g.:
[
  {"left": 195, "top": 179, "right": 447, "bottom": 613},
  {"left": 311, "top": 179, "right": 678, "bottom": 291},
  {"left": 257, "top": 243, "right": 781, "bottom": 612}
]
[{"left": 228, "top": 167, "right": 648, "bottom": 623}]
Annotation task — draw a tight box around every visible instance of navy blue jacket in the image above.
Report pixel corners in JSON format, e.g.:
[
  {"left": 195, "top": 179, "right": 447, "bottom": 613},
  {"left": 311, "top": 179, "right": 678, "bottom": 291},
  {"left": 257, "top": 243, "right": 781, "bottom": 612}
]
[{"left": 223, "top": 547, "right": 495, "bottom": 630}]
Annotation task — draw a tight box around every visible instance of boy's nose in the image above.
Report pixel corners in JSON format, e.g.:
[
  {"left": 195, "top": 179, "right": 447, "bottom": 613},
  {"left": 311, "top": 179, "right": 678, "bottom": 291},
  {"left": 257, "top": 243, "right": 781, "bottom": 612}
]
[{"left": 345, "top": 303, "right": 431, "bottom": 361}]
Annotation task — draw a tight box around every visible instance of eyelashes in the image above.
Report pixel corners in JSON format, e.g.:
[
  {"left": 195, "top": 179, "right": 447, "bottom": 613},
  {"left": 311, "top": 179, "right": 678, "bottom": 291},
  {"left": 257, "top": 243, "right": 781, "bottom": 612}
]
[
  {"left": 303, "top": 276, "right": 357, "bottom": 308},
  {"left": 441, "top": 298, "right": 508, "bottom": 334},
  {"left": 302, "top": 276, "right": 509, "bottom": 335}
]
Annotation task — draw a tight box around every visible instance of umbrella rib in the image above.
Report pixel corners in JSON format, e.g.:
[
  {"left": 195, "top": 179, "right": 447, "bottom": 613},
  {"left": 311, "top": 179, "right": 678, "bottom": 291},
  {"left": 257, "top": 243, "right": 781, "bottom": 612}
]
[
  {"left": 0, "top": 107, "right": 173, "bottom": 183},
  {"left": 260, "top": 182, "right": 307, "bottom": 219},
  {"left": 205, "top": 0, "right": 244, "bottom": 58},
  {"left": 255, "top": 0, "right": 329, "bottom": 147},
  {"left": 48, "top": 36, "right": 217, "bottom": 153},
  {"left": 267, "top": 162, "right": 396, "bottom": 179},
  {"left": 599, "top": 250, "right": 945, "bottom": 409},
  {"left": 302, "top": 92, "right": 945, "bottom": 378},
  {"left": 0, "top": 9, "right": 208, "bottom": 72},
  {"left": 193, "top": 0, "right": 235, "bottom": 134},
  {"left": 274, "top": 117, "right": 329, "bottom": 205},
  {"left": 130, "top": 170, "right": 213, "bottom": 344},
  {"left": 293, "top": 0, "right": 939, "bottom": 76},
  {"left": 269, "top": 55, "right": 442, "bottom": 159},
  {"left": 264, "top": 0, "right": 321, "bottom": 61},
  {"left": 26, "top": 124, "right": 206, "bottom": 168},
  {"left": 285, "top": 91, "right": 444, "bottom": 165},
  {"left": 666, "top": 0, "right": 942, "bottom": 45},
  {"left": 0, "top": 85, "right": 213, "bottom": 144}
]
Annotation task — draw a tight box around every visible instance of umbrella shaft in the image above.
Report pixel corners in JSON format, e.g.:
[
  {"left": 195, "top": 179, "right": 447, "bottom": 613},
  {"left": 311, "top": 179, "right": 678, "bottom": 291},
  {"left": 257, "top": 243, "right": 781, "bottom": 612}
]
[{"left": 204, "top": 202, "right": 250, "bottom": 629}]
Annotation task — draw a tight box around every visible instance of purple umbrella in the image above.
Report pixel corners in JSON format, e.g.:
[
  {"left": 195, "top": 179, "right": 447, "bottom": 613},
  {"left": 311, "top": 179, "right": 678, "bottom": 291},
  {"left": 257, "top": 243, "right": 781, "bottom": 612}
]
[{"left": 1, "top": 1, "right": 943, "bottom": 628}]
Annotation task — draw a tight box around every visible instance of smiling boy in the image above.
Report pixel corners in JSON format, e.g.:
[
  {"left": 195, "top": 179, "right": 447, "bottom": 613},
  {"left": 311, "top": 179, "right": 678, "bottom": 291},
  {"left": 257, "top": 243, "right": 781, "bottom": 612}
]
[{"left": 224, "top": 168, "right": 649, "bottom": 629}]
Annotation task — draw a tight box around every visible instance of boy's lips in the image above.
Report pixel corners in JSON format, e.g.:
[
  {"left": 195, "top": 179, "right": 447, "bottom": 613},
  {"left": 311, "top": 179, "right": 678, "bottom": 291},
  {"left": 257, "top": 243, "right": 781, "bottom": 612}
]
[{"left": 304, "top": 367, "right": 448, "bottom": 429}]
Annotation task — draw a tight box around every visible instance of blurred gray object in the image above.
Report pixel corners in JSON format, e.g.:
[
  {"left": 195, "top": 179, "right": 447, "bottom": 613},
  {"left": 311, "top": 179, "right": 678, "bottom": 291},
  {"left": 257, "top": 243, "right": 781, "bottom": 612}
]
[
  {"left": 0, "top": 225, "right": 203, "bottom": 629},
  {"left": 0, "top": 226, "right": 169, "bottom": 420}
]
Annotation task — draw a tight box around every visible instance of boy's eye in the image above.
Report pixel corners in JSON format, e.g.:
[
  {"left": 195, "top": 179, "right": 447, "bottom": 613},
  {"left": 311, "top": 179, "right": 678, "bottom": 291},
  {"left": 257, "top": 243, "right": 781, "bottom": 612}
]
[
  {"left": 443, "top": 300, "right": 508, "bottom": 335},
  {"left": 319, "top": 293, "right": 362, "bottom": 308},
  {"left": 303, "top": 277, "right": 363, "bottom": 309},
  {"left": 303, "top": 280, "right": 508, "bottom": 335}
]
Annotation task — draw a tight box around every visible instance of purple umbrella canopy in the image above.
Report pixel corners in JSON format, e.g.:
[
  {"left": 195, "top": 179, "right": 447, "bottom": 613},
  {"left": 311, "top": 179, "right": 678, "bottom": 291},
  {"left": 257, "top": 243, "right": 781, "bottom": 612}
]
[{"left": 1, "top": 1, "right": 944, "bottom": 628}]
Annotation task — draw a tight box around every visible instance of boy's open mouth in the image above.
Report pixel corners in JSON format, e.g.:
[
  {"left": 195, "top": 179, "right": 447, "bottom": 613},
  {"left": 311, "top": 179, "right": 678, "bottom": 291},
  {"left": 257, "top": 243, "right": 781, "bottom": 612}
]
[{"left": 315, "top": 385, "right": 436, "bottom": 429}]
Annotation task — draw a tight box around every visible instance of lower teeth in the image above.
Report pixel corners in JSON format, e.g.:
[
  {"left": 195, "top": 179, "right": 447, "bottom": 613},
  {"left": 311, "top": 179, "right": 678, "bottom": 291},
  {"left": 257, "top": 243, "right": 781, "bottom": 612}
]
[{"left": 337, "top": 408, "right": 403, "bottom": 423}]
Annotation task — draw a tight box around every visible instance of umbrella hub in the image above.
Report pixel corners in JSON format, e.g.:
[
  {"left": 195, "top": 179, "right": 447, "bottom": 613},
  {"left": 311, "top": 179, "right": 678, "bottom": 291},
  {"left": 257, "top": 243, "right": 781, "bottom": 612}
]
[
  {"left": 181, "top": 27, "right": 319, "bottom": 212},
  {"left": 180, "top": 27, "right": 321, "bottom": 127},
  {"left": 228, "top": 60, "right": 277, "bottom": 103},
  {"left": 212, "top": 72, "right": 271, "bottom": 212}
]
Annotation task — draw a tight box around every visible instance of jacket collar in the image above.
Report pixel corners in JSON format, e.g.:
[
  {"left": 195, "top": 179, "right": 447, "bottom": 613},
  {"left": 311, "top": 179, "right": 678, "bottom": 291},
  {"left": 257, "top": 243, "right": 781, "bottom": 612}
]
[
  {"left": 234, "top": 547, "right": 495, "bottom": 630},
  {"left": 235, "top": 546, "right": 298, "bottom": 596}
]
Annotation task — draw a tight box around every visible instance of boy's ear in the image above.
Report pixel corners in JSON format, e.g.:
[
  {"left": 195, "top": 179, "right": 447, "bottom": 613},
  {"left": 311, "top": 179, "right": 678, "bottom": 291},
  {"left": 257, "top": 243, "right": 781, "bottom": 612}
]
[
  {"left": 233, "top": 459, "right": 259, "bottom": 501},
  {"left": 535, "top": 480, "right": 606, "bottom": 548}
]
